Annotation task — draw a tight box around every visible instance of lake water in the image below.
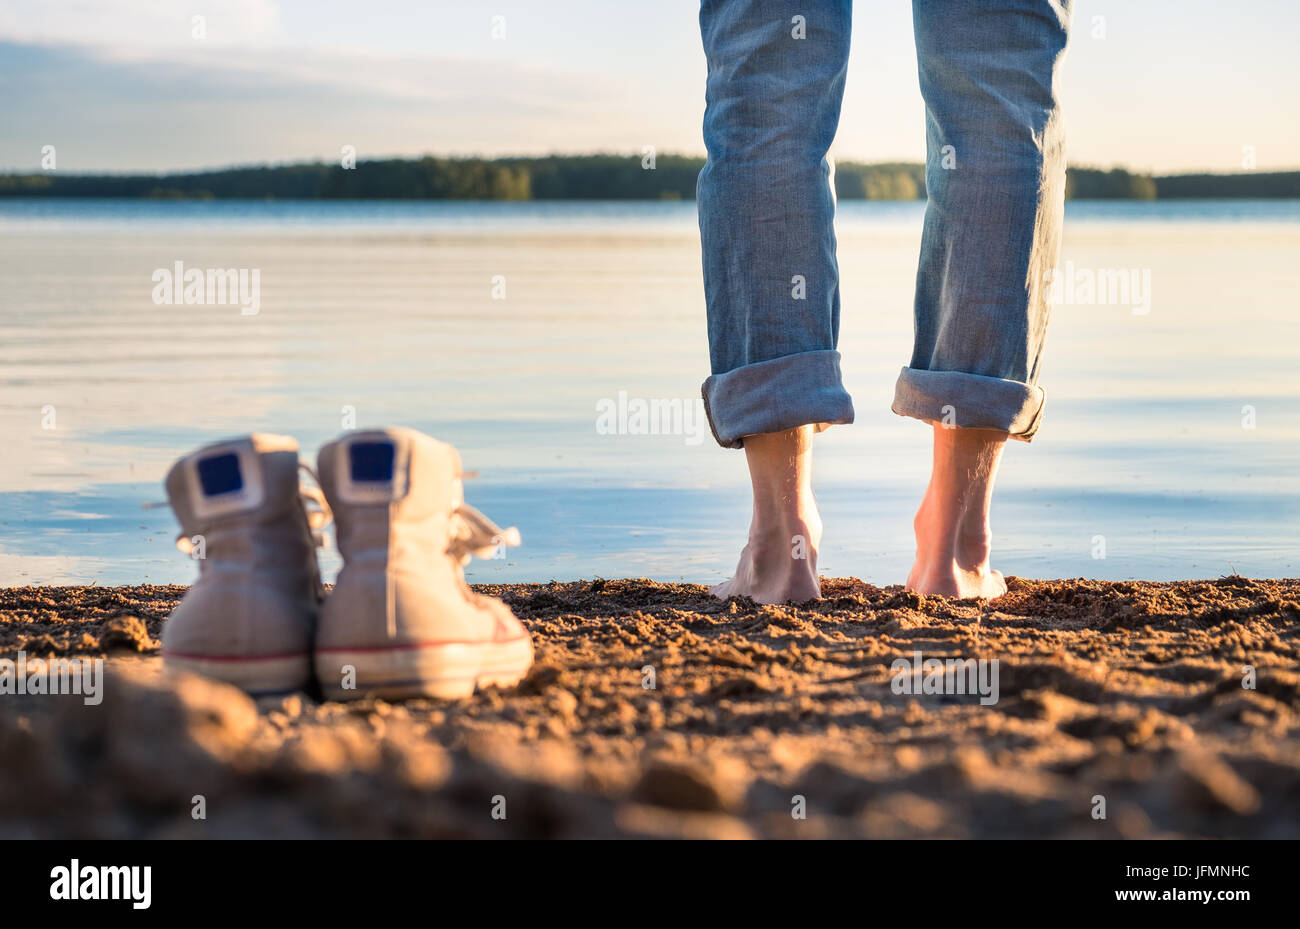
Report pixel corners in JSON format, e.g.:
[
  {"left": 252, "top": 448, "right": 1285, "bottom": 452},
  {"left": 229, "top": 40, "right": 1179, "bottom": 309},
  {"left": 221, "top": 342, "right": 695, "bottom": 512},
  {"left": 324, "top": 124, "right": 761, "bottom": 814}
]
[{"left": 2, "top": 198, "right": 1297, "bottom": 587}]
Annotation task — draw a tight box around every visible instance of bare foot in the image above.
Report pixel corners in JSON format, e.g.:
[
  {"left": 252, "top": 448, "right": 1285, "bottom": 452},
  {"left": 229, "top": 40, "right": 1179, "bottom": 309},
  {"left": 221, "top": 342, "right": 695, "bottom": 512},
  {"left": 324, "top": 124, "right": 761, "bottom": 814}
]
[
  {"left": 711, "top": 426, "right": 823, "bottom": 605},
  {"left": 906, "top": 425, "right": 1009, "bottom": 599},
  {"left": 710, "top": 510, "right": 822, "bottom": 604}
]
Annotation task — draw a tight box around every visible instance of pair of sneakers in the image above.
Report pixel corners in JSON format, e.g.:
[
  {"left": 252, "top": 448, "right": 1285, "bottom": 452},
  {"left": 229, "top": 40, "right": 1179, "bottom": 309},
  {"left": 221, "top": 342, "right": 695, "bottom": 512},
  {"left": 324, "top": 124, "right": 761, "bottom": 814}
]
[{"left": 160, "top": 428, "right": 533, "bottom": 700}]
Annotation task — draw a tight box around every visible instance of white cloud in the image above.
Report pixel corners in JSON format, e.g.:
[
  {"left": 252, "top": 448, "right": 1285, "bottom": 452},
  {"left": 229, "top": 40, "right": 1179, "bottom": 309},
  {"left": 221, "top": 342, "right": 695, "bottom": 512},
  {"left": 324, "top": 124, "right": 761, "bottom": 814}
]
[
  {"left": 0, "top": 0, "right": 281, "bottom": 47},
  {"left": 0, "top": 39, "right": 697, "bottom": 171}
]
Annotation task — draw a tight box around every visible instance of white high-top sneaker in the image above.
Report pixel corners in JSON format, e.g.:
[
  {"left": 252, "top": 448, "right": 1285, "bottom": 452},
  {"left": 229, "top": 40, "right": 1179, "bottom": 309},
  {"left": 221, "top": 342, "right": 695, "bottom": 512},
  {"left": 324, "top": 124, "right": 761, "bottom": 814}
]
[
  {"left": 314, "top": 427, "right": 532, "bottom": 700},
  {"left": 161, "top": 434, "right": 328, "bottom": 695}
]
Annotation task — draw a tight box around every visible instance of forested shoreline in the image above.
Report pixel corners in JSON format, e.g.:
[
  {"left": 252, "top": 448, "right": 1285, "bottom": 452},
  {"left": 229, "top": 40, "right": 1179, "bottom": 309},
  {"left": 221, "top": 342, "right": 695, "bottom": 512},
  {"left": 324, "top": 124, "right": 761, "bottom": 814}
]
[{"left": 2, "top": 155, "right": 1295, "bottom": 200}]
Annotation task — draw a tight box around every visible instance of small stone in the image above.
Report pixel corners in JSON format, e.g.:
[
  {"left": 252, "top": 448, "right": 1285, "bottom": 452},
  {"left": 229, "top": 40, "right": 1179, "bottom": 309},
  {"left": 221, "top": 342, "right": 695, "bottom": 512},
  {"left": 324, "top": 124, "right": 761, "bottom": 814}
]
[
  {"left": 547, "top": 689, "right": 579, "bottom": 718},
  {"left": 97, "top": 615, "right": 155, "bottom": 653},
  {"left": 1173, "top": 751, "right": 1260, "bottom": 815},
  {"left": 633, "top": 756, "right": 747, "bottom": 813}
]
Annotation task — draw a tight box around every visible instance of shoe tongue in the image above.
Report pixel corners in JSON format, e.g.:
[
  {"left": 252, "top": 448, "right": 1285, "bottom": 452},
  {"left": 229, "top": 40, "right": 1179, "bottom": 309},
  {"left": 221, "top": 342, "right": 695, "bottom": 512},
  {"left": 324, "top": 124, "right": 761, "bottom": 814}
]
[
  {"left": 181, "top": 440, "right": 269, "bottom": 521},
  {"left": 325, "top": 430, "right": 457, "bottom": 515},
  {"left": 333, "top": 435, "right": 408, "bottom": 504},
  {"left": 165, "top": 434, "right": 303, "bottom": 534}
]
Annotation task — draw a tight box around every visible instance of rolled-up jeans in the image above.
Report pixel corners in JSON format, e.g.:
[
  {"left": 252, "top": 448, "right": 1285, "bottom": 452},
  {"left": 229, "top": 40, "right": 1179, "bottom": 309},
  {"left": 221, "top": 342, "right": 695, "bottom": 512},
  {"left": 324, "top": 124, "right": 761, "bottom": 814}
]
[{"left": 698, "top": 0, "right": 1073, "bottom": 448}]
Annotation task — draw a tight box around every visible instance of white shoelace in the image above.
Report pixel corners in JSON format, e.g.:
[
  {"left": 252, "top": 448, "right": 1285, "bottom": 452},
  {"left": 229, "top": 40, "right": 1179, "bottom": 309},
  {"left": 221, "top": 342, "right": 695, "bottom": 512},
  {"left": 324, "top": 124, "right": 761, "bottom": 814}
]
[
  {"left": 297, "top": 463, "right": 333, "bottom": 547},
  {"left": 448, "top": 502, "right": 521, "bottom": 566}
]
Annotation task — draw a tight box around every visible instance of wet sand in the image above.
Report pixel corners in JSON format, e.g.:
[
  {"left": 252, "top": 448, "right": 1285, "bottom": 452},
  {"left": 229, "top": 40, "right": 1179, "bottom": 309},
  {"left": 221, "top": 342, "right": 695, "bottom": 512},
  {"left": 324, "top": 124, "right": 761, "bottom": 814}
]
[{"left": 2, "top": 576, "right": 1298, "bottom": 838}]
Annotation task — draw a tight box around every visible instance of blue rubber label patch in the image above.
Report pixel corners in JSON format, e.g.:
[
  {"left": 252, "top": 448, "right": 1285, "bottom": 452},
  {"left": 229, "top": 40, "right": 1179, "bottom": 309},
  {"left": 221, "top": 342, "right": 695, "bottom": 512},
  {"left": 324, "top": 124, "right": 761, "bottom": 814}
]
[
  {"left": 197, "top": 452, "right": 243, "bottom": 497},
  {"left": 349, "top": 441, "right": 395, "bottom": 483}
]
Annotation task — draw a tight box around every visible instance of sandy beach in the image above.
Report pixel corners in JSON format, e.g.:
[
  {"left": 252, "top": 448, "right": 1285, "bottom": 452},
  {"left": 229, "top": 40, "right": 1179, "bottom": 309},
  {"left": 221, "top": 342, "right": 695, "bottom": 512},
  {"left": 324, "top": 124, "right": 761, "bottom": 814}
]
[{"left": 2, "top": 576, "right": 1298, "bottom": 839}]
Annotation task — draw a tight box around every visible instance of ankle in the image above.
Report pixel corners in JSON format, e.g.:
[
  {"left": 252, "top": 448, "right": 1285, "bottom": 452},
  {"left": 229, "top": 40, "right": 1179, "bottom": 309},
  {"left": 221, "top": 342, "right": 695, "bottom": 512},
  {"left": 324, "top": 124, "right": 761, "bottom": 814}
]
[
  {"left": 951, "top": 522, "right": 987, "bottom": 558},
  {"left": 748, "top": 513, "right": 819, "bottom": 564}
]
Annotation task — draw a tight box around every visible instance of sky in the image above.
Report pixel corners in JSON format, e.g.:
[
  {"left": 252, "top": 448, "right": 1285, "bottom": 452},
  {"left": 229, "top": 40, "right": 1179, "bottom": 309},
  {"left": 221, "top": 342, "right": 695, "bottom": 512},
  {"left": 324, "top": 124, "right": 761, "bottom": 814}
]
[{"left": 1, "top": 0, "right": 1297, "bottom": 174}]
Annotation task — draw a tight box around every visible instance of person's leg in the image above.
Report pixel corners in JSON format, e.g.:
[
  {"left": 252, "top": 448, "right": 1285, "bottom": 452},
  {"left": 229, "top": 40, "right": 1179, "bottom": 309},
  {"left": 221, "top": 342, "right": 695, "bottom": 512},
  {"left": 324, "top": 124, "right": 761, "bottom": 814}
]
[
  {"left": 709, "top": 425, "right": 823, "bottom": 603},
  {"left": 907, "top": 425, "right": 1008, "bottom": 597},
  {"left": 698, "top": 0, "right": 854, "bottom": 603},
  {"left": 897, "top": 0, "right": 1073, "bottom": 597}
]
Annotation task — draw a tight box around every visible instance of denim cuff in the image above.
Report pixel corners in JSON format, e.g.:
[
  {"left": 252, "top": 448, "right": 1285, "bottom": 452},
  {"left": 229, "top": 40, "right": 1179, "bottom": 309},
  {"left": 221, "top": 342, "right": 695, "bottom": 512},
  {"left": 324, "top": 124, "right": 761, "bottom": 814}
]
[
  {"left": 702, "top": 349, "right": 855, "bottom": 449},
  {"left": 891, "top": 366, "right": 1046, "bottom": 442}
]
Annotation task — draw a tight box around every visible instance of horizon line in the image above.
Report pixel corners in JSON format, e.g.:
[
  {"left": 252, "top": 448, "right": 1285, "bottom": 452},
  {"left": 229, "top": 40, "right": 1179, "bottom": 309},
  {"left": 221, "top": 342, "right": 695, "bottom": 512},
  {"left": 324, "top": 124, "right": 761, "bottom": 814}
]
[{"left": 3, "top": 153, "right": 1299, "bottom": 180}]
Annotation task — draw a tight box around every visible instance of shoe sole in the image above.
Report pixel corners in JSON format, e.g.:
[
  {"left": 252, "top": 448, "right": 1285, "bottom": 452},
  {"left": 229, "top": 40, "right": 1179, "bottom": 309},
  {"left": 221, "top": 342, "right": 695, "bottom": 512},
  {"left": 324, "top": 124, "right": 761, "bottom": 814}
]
[
  {"left": 314, "top": 636, "right": 533, "bottom": 701},
  {"left": 162, "top": 650, "right": 311, "bottom": 697}
]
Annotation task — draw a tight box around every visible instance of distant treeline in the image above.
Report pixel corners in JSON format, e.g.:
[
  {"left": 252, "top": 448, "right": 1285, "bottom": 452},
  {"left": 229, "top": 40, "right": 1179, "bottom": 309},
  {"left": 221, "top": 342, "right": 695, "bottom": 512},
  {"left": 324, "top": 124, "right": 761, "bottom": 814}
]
[{"left": 1, "top": 155, "right": 1296, "bottom": 200}]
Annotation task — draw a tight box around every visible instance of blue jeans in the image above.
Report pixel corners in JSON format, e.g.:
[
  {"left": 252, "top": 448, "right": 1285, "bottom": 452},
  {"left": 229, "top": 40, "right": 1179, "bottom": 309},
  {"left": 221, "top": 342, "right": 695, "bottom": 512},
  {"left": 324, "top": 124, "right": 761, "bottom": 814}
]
[{"left": 698, "top": 0, "right": 1073, "bottom": 448}]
